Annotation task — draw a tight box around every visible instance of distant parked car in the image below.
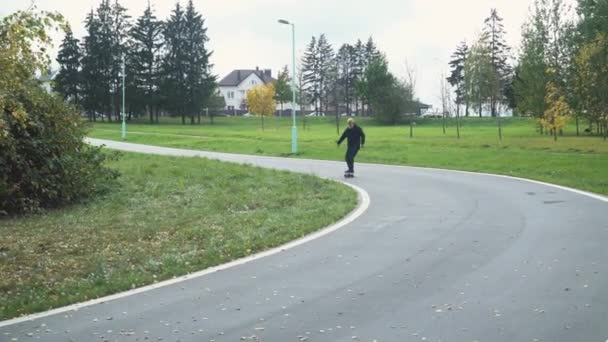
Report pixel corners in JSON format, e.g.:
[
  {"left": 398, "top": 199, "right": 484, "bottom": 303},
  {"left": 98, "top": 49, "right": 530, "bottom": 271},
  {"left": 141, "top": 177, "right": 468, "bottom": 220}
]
[
  {"left": 306, "top": 112, "right": 326, "bottom": 117},
  {"left": 243, "top": 113, "right": 253, "bottom": 117},
  {"left": 422, "top": 112, "right": 444, "bottom": 118}
]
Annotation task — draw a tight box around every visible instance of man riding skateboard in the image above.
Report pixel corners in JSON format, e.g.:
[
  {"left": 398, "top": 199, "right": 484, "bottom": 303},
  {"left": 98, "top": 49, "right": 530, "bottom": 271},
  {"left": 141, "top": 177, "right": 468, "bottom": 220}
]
[{"left": 337, "top": 118, "right": 365, "bottom": 178}]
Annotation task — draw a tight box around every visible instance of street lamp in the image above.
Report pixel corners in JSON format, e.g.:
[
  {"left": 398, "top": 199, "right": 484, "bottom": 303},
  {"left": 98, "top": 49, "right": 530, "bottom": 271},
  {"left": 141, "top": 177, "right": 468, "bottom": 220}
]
[
  {"left": 278, "top": 19, "right": 297, "bottom": 154},
  {"left": 121, "top": 54, "right": 126, "bottom": 140}
]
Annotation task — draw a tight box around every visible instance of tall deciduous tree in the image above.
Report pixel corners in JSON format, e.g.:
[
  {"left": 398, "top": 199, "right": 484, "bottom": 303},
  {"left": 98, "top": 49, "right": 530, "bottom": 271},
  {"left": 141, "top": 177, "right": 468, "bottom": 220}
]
[
  {"left": 513, "top": 0, "right": 549, "bottom": 122},
  {"left": 365, "top": 56, "right": 414, "bottom": 125},
  {"left": 274, "top": 65, "right": 291, "bottom": 116},
  {"left": 247, "top": 84, "right": 276, "bottom": 131},
  {"left": 575, "top": 33, "right": 608, "bottom": 139},
  {"left": 465, "top": 38, "right": 495, "bottom": 117},
  {"left": 54, "top": 27, "right": 82, "bottom": 105},
  {"left": 542, "top": 81, "right": 572, "bottom": 140}
]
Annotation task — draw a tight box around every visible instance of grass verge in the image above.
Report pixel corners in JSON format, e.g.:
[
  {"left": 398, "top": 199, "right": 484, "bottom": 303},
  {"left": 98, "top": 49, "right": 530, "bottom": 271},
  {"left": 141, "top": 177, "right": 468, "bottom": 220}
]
[
  {"left": 89, "top": 116, "right": 608, "bottom": 195},
  {"left": 0, "top": 152, "right": 357, "bottom": 320}
]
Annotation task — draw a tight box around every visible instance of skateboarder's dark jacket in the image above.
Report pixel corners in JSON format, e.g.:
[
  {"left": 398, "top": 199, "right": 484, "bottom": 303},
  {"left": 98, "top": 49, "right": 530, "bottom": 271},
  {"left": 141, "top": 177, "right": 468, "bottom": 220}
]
[{"left": 337, "top": 124, "right": 365, "bottom": 149}]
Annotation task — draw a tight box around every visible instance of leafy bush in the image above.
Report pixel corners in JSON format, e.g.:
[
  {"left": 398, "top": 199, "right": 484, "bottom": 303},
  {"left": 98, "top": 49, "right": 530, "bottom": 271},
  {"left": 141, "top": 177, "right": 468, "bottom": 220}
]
[{"left": 0, "top": 9, "right": 117, "bottom": 215}]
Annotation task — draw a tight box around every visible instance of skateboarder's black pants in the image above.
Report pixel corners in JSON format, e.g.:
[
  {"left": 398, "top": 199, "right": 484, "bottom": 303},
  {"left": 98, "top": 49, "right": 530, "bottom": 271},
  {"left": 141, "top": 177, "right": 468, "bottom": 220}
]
[{"left": 345, "top": 146, "right": 360, "bottom": 173}]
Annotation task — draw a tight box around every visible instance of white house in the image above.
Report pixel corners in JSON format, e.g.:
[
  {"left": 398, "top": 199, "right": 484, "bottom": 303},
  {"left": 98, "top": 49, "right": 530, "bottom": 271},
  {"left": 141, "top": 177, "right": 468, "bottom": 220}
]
[
  {"left": 218, "top": 67, "right": 307, "bottom": 115},
  {"left": 38, "top": 69, "right": 58, "bottom": 94}
]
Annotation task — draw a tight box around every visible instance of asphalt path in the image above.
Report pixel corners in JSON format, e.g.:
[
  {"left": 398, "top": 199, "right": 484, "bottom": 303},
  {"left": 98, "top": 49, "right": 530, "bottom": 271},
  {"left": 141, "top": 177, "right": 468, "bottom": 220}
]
[{"left": 1, "top": 138, "right": 607, "bottom": 342}]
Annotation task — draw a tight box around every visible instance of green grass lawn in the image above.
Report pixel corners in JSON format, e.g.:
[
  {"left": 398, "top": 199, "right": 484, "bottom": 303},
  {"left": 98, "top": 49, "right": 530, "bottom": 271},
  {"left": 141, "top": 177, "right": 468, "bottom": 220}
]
[
  {"left": 0, "top": 152, "right": 356, "bottom": 320},
  {"left": 89, "top": 116, "right": 608, "bottom": 195}
]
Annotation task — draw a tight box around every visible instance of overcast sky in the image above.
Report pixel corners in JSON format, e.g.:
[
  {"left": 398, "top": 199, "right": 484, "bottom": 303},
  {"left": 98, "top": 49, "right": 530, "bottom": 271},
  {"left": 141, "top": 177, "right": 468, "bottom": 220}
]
[{"left": 4, "top": 0, "right": 546, "bottom": 108}]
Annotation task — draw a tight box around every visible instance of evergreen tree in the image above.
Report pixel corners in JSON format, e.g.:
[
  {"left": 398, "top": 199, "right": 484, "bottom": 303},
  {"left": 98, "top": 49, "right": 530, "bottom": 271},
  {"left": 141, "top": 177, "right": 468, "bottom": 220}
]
[
  {"left": 447, "top": 41, "right": 469, "bottom": 116},
  {"left": 129, "top": 1, "right": 164, "bottom": 123},
  {"left": 160, "top": 2, "right": 187, "bottom": 121},
  {"left": 109, "top": 0, "right": 131, "bottom": 119},
  {"left": 54, "top": 27, "right": 82, "bottom": 105},
  {"left": 316, "top": 34, "right": 334, "bottom": 115},
  {"left": 364, "top": 37, "right": 381, "bottom": 64},
  {"left": 302, "top": 36, "right": 319, "bottom": 112},
  {"left": 352, "top": 39, "right": 365, "bottom": 115},
  {"left": 94, "top": 0, "right": 114, "bottom": 120},
  {"left": 81, "top": 9, "right": 105, "bottom": 120},
  {"left": 182, "top": 0, "right": 215, "bottom": 124},
  {"left": 482, "top": 9, "right": 511, "bottom": 116},
  {"left": 336, "top": 44, "right": 356, "bottom": 116}
]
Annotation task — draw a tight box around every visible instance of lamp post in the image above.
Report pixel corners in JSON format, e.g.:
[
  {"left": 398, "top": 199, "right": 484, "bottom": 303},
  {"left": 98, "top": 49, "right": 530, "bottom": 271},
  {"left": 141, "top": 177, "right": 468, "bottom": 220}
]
[
  {"left": 121, "top": 54, "right": 126, "bottom": 140},
  {"left": 278, "top": 19, "right": 297, "bottom": 154}
]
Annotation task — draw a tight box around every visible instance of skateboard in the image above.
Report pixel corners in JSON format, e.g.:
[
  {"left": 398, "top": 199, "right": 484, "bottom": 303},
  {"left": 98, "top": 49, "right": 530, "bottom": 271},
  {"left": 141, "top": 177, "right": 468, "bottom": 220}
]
[{"left": 344, "top": 172, "right": 355, "bottom": 178}]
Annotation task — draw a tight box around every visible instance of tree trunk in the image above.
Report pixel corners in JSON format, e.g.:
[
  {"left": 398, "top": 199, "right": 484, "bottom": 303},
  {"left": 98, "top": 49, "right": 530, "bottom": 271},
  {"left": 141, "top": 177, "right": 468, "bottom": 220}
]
[
  {"left": 553, "top": 128, "right": 557, "bottom": 141},
  {"left": 335, "top": 113, "right": 340, "bottom": 135},
  {"left": 197, "top": 111, "right": 201, "bottom": 125},
  {"left": 148, "top": 105, "right": 153, "bottom": 124},
  {"left": 465, "top": 100, "right": 470, "bottom": 117},
  {"left": 155, "top": 106, "right": 160, "bottom": 124},
  {"left": 261, "top": 115, "right": 264, "bottom": 131},
  {"left": 410, "top": 121, "right": 414, "bottom": 138},
  {"left": 456, "top": 112, "right": 461, "bottom": 139},
  {"left": 478, "top": 103, "right": 482, "bottom": 118},
  {"left": 181, "top": 113, "right": 185, "bottom": 125},
  {"left": 442, "top": 114, "right": 446, "bottom": 135},
  {"left": 496, "top": 114, "right": 502, "bottom": 142},
  {"left": 575, "top": 115, "right": 579, "bottom": 136}
]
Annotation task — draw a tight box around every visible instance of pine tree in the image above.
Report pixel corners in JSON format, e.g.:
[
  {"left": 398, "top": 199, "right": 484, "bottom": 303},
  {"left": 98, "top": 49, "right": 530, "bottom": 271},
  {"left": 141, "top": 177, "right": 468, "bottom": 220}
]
[
  {"left": 183, "top": 0, "right": 215, "bottom": 124},
  {"left": 54, "top": 27, "right": 82, "bottom": 105},
  {"left": 81, "top": 9, "right": 105, "bottom": 120},
  {"left": 316, "top": 34, "right": 334, "bottom": 115},
  {"left": 336, "top": 44, "right": 356, "bottom": 116},
  {"left": 161, "top": 2, "right": 187, "bottom": 122},
  {"left": 352, "top": 39, "right": 365, "bottom": 115},
  {"left": 447, "top": 41, "right": 469, "bottom": 116},
  {"left": 302, "top": 36, "right": 319, "bottom": 113},
  {"left": 364, "top": 37, "right": 381, "bottom": 64},
  {"left": 129, "top": 1, "right": 164, "bottom": 123},
  {"left": 95, "top": 0, "right": 114, "bottom": 120},
  {"left": 482, "top": 9, "right": 511, "bottom": 117},
  {"left": 109, "top": 0, "right": 131, "bottom": 119}
]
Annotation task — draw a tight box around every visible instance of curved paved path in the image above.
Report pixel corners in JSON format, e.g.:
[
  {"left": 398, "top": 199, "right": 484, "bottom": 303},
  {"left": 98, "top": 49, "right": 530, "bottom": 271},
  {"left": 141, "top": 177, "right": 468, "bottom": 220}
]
[{"left": 2, "top": 139, "right": 607, "bottom": 342}]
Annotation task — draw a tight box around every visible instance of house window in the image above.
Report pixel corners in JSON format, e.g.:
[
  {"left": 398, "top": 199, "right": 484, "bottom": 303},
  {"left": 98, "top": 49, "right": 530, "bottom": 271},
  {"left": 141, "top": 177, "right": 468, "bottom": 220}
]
[
  {"left": 251, "top": 80, "right": 256, "bottom": 85},
  {"left": 239, "top": 90, "right": 246, "bottom": 97},
  {"left": 227, "top": 91, "right": 235, "bottom": 99},
  {"left": 227, "top": 105, "right": 234, "bottom": 111}
]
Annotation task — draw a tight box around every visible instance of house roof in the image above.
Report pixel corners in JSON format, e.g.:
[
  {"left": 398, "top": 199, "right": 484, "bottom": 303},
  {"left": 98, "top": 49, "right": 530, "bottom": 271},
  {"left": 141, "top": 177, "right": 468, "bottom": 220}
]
[
  {"left": 38, "top": 69, "right": 59, "bottom": 82},
  {"left": 218, "top": 69, "right": 275, "bottom": 87},
  {"left": 414, "top": 101, "right": 432, "bottom": 109}
]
